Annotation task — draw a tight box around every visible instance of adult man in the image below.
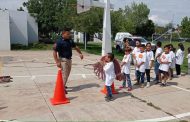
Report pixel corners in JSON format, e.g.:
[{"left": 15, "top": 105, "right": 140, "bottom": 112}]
[{"left": 53, "top": 29, "right": 83, "bottom": 93}]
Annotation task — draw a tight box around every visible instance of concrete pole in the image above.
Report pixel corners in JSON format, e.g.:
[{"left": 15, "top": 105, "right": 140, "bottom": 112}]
[{"left": 102, "top": 0, "right": 112, "bottom": 56}]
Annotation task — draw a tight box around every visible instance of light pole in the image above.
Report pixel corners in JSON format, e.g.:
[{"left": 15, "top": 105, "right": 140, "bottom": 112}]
[{"left": 102, "top": 0, "right": 112, "bottom": 56}]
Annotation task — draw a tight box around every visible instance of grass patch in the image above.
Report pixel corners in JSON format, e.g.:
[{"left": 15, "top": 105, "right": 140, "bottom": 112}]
[
  {"left": 11, "top": 43, "right": 53, "bottom": 50},
  {"left": 78, "top": 41, "right": 190, "bottom": 73},
  {"left": 11, "top": 41, "right": 190, "bottom": 73},
  {"left": 77, "top": 42, "right": 124, "bottom": 60}
]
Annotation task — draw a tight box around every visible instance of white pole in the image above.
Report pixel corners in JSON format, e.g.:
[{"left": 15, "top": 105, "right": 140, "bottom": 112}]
[{"left": 102, "top": 0, "right": 112, "bottom": 56}]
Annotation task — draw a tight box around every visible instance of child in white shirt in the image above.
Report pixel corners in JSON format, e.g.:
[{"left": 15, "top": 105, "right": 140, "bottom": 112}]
[
  {"left": 145, "top": 43, "right": 154, "bottom": 88},
  {"left": 158, "top": 45, "right": 172, "bottom": 86},
  {"left": 169, "top": 44, "right": 176, "bottom": 80},
  {"left": 132, "top": 40, "right": 141, "bottom": 81},
  {"left": 103, "top": 53, "right": 116, "bottom": 101},
  {"left": 154, "top": 41, "right": 163, "bottom": 84},
  {"left": 135, "top": 44, "right": 147, "bottom": 88},
  {"left": 120, "top": 47, "right": 132, "bottom": 91},
  {"left": 187, "top": 47, "right": 190, "bottom": 75},
  {"left": 176, "top": 43, "right": 185, "bottom": 76}
]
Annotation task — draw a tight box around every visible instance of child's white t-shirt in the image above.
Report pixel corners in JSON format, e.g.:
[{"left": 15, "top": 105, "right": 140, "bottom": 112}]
[
  {"left": 103, "top": 62, "right": 116, "bottom": 86},
  {"left": 169, "top": 51, "right": 176, "bottom": 68},
  {"left": 176, "top": 49, "right": 185, "bottom": 65},
  {"left": 145, "top": 51, "right": 154, "bottom": 69},
  {"left": 121, "top": 54, "right": 131, "bottom": 74},
  {"left": 155, "top": 47, "right": 163, "bottom": 62},
  {"left": 132, "top": 47, "right": 140, "bottom": 58},
  {"left": 187, "top": 54, "right": 190, "bottom": 64},
  {"left": 136, "top": 52, "right": 146, "bottom": 72},
  {"left": 159, "top": 52, "right": 172, "bottom": 72}
]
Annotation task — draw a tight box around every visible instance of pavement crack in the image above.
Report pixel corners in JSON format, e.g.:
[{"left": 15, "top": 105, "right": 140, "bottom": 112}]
[{"left": 130, "top": 94, "right": 179, "bottom": 120}]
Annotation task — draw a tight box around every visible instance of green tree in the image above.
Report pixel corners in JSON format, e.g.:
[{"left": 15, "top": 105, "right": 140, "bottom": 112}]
[
  {"left": 111, "top": 9, "right": 126, "bottom": 37},
  {"left": 123, "top": 2, "right": 150, "bottom": 34},
  {"left": 23, "top": 0, "right": 77, "bottom": 36},
  {"left": 136, "top": 20, "right": 155, "bottom": 37},
  {"left": 155, "top": 25, "right": 167, "bottom": 34},
  {"left": 74, "top": 7, "right": 103, "bottom": 35},
  {"left": 181, "top": 16, "right": 190, "bottom": 38}
]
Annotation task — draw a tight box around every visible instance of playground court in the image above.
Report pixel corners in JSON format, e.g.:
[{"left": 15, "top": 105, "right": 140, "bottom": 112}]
[{"left": 0, "top": 51, "right": 190, "bottom": 121}]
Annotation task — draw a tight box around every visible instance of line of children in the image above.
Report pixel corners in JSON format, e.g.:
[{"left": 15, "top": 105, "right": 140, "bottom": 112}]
[
  {"left": 102, "top": 42, "right": 188, "bottom": 101},
  {"left": 119, "top": 41, "right": 187, "bottom": 89}
]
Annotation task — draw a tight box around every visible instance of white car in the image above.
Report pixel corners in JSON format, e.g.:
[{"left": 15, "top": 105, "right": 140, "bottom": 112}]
[
  {"left": 114, "top": 32, "right": 132, "bottom": 52},
  {"left": 115, "top": 36, "right": 156, "bottom": 52}
]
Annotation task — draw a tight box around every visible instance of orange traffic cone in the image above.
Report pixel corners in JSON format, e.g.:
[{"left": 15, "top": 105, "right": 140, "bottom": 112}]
[
  {"left": 101, "top": 82, "right": 118, "bottom": 94},
  {"left": 50, "top": 69, "right": 70, "bottom": 105}
]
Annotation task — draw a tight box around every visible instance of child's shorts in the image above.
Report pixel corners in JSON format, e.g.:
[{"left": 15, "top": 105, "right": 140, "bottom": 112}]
[{"left": 159, "top": 69, "right": 169, "bottom": 76}]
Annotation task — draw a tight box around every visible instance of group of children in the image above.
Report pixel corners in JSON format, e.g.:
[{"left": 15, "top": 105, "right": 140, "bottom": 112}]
[{"left": 103, "top": 40, "right": 190, "bottom": 102}]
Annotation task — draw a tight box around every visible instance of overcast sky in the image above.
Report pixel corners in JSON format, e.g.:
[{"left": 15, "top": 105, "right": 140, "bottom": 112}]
[{"left": 0, "top": 0, "right": 190, "bottom": 26}]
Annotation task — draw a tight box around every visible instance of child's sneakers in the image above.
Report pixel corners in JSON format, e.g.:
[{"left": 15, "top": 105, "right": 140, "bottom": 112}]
[
  {"left": 140, "top": 83, "right": 145, "bottom": 88},
  {"left": 160, "top": 82, "right": 167, "bottom": 87},
  {"left": 127, "top": 88, "right": 132, "bottom": 91},
  {"left": 105, "top": 96, "right": 114, "bottom": 102},
  {"left": 134, "top": 82, "right": 140, "bottom": 85},
  {"left": 119, "top": 86, "right": 127, "bottom": 89},
  {"left": 146, "top": 82, "right": 150, "bottom": 88}
]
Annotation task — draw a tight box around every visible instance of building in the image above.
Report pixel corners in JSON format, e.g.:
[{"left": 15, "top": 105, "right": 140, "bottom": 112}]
[{"left": 0, "top": 10, "right": 38, "bottom": 51}]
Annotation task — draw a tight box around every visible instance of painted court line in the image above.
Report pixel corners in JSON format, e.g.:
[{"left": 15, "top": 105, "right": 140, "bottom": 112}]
[
  {"left": 170, "top": 85, "right": 190, "bottom": 93},
  {"left": 82, "top": 74, "right": 87, "bottom": 79},
  {"left": 12, "top": 74, "right": 95, "bottom": 78},
  {"left": 138, "top": 112, "right": 190, "bottom": 121},
  {"left": 1, "top": 112, "right": 190, "bottom": 122},
  {"left": 75, "top": 56, "right": 96, "bottom": 63}
]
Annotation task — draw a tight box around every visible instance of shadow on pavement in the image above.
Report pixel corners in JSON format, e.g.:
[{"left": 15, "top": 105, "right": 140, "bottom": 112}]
[{"left": 68, "top": 83, "right": 100, "bottom": 92}]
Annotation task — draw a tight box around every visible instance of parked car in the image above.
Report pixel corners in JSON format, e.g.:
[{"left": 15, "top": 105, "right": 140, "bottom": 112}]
[
  {"left": 114, "top": 32, "right": 132, "bottom": 52},
  {"left": 114, "top": 36, "right": 156, "bottom": 52}
]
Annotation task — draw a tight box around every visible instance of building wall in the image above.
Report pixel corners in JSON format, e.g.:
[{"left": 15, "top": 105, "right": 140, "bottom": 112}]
[
  {"left": 0, "top": 11, "right": 11, "bottom": 51},
  {"left": 27, "top": 13, "right": 38, "bottom": 43},
  {"left": 9, "top": 11, "right": 28, "bottom": 46}
]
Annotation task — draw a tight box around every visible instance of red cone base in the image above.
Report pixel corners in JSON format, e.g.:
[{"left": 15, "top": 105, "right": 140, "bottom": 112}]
[{"left": 101, "top": 82, "right": 118, "bottom": 94}]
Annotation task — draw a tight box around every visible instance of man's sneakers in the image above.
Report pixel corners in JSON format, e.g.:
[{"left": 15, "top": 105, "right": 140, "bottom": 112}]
[{"left": 146, "top": 82, "right": 150, "bottom": 88}]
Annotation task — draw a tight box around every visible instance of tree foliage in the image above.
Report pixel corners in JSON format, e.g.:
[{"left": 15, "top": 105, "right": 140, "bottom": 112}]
[
  {"left": 136, "top": 20, "right": 155, "bottom": 37},
  {"left": 181, "top": 16, "right": 190, "bottom": 38},
  {"left": 24, "top": 0, "right": 155, "bottom": 38},
  {"left": 23, "top": 0, "right": 77, "bottom": 36}
]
